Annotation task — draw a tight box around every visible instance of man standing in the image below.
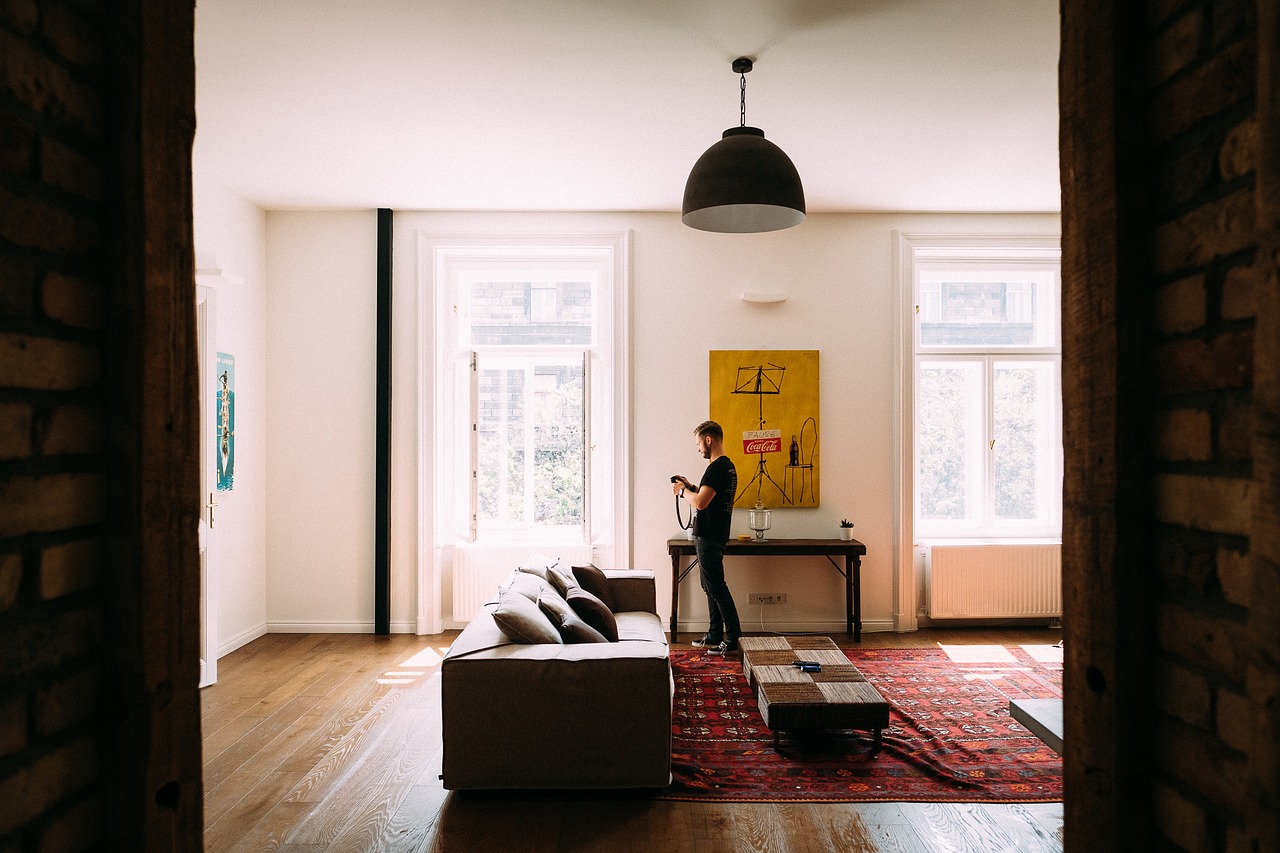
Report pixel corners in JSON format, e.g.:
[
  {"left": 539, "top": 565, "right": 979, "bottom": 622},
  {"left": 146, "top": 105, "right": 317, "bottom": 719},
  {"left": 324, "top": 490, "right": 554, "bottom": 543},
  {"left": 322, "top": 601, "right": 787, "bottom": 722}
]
[{"left": 672, "top": 420, "right": 741, "bottom": 654}]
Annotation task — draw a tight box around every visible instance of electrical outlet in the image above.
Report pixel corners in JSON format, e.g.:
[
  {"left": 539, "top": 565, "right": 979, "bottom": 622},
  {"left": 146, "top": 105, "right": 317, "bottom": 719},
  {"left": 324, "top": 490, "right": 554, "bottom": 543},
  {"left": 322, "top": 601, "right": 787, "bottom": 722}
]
[{"left": 748, "top": 592, "right": 787, "bottom": 605}]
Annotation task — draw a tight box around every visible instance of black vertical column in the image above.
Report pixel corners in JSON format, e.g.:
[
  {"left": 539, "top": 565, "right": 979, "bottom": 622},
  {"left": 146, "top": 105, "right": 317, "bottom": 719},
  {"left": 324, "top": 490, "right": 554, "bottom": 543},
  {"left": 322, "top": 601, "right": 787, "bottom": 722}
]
[{"left": 375, "top": 209, "right": 392, "bottom": 635}]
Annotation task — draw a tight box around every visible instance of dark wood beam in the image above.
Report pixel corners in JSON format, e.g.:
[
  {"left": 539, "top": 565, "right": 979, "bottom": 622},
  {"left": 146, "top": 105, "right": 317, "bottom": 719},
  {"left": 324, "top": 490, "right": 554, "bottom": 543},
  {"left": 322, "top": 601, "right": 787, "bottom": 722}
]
[
  {"left": 1059, "top": 2, "right": 1155, "bottom": 850},
  {"left": 375, "top": 209, "right": 393, "bottom": 635},
  {"left": 103, "top": 1, "right": 204, "bottom": 847}
]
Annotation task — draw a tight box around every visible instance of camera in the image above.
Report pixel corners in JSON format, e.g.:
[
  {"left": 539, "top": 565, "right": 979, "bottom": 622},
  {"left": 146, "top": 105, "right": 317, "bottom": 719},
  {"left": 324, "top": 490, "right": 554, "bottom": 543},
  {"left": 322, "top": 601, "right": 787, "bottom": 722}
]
[{"left": 670, "top": 475, "right": 680, "bottom": 483}]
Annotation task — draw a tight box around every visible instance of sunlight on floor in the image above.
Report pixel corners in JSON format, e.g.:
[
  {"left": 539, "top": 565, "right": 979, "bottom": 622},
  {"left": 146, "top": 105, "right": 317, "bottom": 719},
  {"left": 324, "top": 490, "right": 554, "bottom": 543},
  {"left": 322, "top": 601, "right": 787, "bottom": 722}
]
[
  {"left": 1022, "top": 644, "right": 1064, "bottom": 663},
  {"left": 376, "top": 645, "right": 451, "bottom": 684},
  {"left": 938, "top": 644, "right": 1018, "bottom": 663},
  {"left": 399, "top": 647, "right": 444, "bottom": 668},
  {"left": 961, "top": 672, "right": 1017, "bottom": 682}
]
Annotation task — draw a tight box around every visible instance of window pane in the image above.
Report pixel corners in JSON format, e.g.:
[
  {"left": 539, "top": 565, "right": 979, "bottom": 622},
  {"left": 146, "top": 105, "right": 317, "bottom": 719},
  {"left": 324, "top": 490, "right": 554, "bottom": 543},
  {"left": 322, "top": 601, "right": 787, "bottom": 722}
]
[
  {"left": 918, "top": 270, "right": 1057, "bottom": 348},
  {"left": 917, "top": 361, "right": 983, "bottom": 523},
  {"left": 476, "top": 366, "right": 525, "bottom": 524},
  {"left": 469, "top": 281, "right": 592, "bottom": 345},
  {"left": 532, "top": 364, "right": 583, "bottom": 525},
  {"left": 476, "top": 358, "right": 584, "bottom": 531},
  {"left": 993, "top": 361, "right": 1057, "bottom": 522}
]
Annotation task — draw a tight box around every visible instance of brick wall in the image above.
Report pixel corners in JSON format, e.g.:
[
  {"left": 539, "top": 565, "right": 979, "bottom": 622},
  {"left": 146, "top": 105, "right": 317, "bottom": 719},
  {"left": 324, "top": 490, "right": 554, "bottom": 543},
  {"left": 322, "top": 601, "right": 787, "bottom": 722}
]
[
  {"left": 1062, "top": 1, "right": 1279, "bottom": 849},
  {"left": 1145, "top": 2, "right": 1261, "bottom": 850},
  {"left": 0, "top": 2, "right": 111, "bottom": 849},
  {"left": 1, "top": 2, "right": 202, "bottom": 850}
]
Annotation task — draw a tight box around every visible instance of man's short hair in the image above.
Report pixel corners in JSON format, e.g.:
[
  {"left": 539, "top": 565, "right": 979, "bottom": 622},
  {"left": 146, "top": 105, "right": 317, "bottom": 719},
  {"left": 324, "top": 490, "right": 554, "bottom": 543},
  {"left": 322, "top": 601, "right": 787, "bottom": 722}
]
[{"left": 694, "top": 420, "right": 723, "bottom": 441}]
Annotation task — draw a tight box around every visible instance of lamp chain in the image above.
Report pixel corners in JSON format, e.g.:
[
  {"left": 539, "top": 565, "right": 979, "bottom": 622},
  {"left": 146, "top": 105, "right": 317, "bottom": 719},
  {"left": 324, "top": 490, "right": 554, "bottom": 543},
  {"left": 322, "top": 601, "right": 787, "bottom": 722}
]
[{"left": 739, "top": 72, "right": 747, "bottom": 127}]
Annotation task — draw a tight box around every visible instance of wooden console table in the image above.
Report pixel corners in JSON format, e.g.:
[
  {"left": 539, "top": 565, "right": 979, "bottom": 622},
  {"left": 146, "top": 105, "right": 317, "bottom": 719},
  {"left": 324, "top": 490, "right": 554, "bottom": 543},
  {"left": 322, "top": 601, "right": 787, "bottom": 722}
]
[{"left": 666, "top": 537, "right": 868, "bottom": 642}]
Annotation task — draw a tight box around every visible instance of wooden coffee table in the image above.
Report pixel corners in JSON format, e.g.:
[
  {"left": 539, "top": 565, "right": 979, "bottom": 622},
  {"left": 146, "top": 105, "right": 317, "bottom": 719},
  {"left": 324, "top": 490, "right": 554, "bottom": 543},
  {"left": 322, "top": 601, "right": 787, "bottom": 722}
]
[{"left": 740, "top": 636, "right": 890, "bottom": 754}]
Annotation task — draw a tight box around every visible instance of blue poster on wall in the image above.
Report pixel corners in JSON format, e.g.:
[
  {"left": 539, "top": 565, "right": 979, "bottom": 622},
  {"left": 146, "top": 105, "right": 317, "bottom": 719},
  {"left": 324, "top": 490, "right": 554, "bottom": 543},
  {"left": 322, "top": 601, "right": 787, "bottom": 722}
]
[{"left": 216, "top": 352, "right": 235, "bottom": 491}]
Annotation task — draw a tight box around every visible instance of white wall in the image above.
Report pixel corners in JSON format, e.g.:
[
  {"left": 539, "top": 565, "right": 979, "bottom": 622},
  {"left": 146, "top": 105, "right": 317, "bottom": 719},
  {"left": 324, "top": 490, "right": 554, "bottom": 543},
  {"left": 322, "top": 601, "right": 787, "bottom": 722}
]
[
  {"left": 191, "top": 184, "right": 269, "bottom": 654},
  {"left": 263, "top": 212, "right": 387, "bottom": 630},
  {"left": 263, "top": 209, "right": 1057, "bottom": 636}
]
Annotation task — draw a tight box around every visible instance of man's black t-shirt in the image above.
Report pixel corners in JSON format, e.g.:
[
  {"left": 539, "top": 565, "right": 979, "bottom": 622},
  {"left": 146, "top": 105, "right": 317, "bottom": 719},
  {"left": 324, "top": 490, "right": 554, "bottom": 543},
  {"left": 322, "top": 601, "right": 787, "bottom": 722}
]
[{"left": 692, "top": 455, "right": 737, "bottom": 544}]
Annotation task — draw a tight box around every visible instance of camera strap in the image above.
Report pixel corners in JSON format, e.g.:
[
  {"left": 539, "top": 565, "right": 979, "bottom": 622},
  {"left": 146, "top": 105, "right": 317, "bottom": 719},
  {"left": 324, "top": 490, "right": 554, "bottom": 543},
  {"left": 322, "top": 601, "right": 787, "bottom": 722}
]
[{"left": 675, "top": 494, "right": 694, "bottom": 531}]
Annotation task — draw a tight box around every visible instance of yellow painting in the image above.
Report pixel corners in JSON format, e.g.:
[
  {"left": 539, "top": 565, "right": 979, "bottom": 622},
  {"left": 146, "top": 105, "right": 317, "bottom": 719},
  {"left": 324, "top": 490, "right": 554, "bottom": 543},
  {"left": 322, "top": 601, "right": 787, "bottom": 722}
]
[{"left": 710, "top": 350, "right": 819, "bottom": 508}]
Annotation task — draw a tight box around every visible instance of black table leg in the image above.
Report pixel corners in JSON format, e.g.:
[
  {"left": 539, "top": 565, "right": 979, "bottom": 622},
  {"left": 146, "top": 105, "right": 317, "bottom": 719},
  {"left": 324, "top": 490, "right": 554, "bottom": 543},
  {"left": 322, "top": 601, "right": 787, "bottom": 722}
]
[
  {"left": 845, "top": 554, "right": 854, "bottom": 638},
  {"left": 853, "top": 554, "right": 862, "bottom": 642},
  {"left": 670, "top": 552, "right": 680, "bottom": 640}
]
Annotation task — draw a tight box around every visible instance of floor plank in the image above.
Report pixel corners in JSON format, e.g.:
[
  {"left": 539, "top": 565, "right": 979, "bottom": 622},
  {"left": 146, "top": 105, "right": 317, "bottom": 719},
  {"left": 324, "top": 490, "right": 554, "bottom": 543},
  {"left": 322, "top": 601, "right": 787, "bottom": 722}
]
[
  {"left": 203, "top": 628, "right": 1062, "bottom": 852},
  {"left": 821, "top": 804, "right": 931, "bottom": 853}
]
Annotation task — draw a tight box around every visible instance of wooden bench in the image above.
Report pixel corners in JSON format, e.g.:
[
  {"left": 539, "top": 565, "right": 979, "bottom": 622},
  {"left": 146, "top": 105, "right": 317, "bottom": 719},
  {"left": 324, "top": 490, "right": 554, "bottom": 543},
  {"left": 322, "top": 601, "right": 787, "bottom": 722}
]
[{"left": 740, "top": 636, "right": 890, "bottom": 754}]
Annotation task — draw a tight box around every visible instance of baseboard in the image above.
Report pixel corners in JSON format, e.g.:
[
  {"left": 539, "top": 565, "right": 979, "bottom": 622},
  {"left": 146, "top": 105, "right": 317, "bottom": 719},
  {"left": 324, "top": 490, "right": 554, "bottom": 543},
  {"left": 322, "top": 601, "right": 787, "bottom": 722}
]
[
  {"left": 915, "top": 615, "right": 1059, "bottom": 629},
  {"left": 265, "top": 620, "right": 417, "bottom": 634},
  {"left": 217, "top": 623, "right": 268, "bottom": 658},
  {"left": 676, "top": 618, "right": 898, "bottom": 635}
]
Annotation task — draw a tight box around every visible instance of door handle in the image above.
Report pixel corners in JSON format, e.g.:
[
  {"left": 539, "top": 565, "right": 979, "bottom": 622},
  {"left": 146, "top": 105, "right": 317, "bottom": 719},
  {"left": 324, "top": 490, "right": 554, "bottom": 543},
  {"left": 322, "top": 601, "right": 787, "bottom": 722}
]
[{"left": 205, "top": 492, "right": 218, "bottom": 528}]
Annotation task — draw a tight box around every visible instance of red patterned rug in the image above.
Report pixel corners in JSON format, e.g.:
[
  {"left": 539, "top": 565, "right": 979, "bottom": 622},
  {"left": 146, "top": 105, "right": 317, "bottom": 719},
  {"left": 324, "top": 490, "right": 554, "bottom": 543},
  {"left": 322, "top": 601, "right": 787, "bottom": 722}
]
[{"left": 660, "top": 645, "right": 1063, "bottom": 803}]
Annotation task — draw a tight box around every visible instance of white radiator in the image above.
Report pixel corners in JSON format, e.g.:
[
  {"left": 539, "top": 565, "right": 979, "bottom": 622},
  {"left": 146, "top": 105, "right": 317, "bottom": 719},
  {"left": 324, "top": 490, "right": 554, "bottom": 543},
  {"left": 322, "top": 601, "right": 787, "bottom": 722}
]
[
  {"left": 927, "top": 544, "right": 1062, "bottom": 619},
  {"left": 451, "top": 544, "right": 593, "bottom": 622}
]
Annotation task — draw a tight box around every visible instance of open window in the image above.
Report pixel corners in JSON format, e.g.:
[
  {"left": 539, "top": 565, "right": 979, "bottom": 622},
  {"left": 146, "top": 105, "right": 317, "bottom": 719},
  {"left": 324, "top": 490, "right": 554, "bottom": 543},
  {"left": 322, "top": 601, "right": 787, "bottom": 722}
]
[{"left": 423, "top": 234, "right": 629, "bottom": 565}]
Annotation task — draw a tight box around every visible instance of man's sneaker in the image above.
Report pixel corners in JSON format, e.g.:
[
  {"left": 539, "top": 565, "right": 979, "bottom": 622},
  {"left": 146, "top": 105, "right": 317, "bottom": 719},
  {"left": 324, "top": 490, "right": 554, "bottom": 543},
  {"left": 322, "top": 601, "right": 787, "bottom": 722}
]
[
  {"left": 708, "top": 638, "right": 739, "bottom": 655},
  {"left": 691, "top": 634, "right": 723, "bottom": 649}
]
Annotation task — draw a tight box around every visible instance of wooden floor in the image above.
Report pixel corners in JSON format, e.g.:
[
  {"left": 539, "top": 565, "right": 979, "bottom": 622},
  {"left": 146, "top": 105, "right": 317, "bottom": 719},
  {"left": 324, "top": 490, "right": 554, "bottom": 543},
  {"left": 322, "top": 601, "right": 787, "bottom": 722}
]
[{"left": 201, "top": 628, "right": 1065, "bottom": 852}]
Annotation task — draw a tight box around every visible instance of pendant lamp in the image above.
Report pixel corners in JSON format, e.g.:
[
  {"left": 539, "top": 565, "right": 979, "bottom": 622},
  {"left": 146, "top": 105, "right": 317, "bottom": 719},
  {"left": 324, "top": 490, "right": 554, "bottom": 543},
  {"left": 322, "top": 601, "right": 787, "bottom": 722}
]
[{"left": 682, "top": 57, "right": 805, "bottom": 233}]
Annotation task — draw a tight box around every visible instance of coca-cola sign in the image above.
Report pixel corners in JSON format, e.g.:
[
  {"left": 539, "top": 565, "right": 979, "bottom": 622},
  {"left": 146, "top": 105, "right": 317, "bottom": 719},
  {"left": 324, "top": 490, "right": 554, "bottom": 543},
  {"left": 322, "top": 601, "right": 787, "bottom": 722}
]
[{"left": 742, "top": 429, "right": 782, "bottom": 454}]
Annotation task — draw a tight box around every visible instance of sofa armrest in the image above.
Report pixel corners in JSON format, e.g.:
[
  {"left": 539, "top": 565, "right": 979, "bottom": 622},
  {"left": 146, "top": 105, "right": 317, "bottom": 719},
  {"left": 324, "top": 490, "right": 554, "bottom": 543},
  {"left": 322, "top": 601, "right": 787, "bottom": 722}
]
[{"left": 605, "top": 568, "right": 656, "bottom": 614}]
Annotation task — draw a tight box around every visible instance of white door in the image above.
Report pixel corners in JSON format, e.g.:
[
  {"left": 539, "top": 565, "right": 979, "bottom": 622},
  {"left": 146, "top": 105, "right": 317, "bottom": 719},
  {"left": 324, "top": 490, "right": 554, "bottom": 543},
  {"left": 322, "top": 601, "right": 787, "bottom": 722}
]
[{"left": 196, "top": 284, "right": 219, "bottom": 687}]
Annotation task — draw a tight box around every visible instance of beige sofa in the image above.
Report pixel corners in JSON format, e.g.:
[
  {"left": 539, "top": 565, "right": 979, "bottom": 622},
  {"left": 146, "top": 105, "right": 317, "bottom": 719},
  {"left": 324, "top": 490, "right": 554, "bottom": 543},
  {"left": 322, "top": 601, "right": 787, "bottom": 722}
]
[{"left": 440, "top": 568, "right": 672, "bottom": 790}]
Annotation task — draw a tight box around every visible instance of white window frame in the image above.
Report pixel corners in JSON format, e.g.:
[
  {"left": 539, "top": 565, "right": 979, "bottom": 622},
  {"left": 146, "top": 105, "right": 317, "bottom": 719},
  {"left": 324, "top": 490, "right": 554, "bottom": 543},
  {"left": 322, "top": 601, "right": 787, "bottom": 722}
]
[
  {"left": 914, "top": 353, "right": 1062, "bottom": 538},
  {"left": 417, "top": 232, "right": 630, "bottom": 578},
  {"left": 893, "top": 232, "right": 1062, "bottom": 631}
]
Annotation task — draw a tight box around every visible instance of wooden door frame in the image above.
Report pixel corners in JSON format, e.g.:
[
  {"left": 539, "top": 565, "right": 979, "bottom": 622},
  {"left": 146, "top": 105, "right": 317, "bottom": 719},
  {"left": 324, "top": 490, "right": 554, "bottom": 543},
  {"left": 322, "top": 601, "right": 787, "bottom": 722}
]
[{"left": 101, "top": 2, "right": 204, "bottom": 848}]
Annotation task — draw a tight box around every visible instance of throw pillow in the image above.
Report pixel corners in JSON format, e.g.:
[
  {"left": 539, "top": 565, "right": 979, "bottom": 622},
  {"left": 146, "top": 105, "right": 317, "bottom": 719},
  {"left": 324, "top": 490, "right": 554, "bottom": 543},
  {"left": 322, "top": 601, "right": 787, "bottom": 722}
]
[
  {"left": 492, "top": 590, "right": 563, "bottom": 645},
  {"left": 571, "top": 563, "right": 616, "bottom": 611},
  {"left": 566, "top": 587, "right": 619, "bottom": 642},
  {"left": 501, "top": 571, "right": 557, "bottom": 603},
  {"left": 515, "top": 564, "right": 551, "bottom": 582},
  {"left": 537, "top": 592, "right": 610, "bottom": 644},
  {"left": 546, "top": 565, "right": 579, "bottom": 600},
  {"left": 514, "top": 551, "right": 556, "bottom": 581}
]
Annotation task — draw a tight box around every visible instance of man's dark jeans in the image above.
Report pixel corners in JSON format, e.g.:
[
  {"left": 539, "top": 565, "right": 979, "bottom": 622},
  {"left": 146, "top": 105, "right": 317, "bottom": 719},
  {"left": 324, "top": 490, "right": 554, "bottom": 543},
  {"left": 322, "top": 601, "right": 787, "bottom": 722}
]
[{"left": 694, "top": 536, "right": 741, "bottom": 641}]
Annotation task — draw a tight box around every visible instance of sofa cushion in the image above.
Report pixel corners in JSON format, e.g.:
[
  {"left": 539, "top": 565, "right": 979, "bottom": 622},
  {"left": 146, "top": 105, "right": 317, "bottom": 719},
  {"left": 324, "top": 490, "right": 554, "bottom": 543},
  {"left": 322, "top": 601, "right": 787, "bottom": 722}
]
[
  {"left": 566, "top": 587, "right": 619, "bottom": 642},
  {"left": 571, "top": 563, "right": 616, "bottom": 611},
  {"left": 493, "top": 590, "right": 563, "bottom": 644},
  {"left": 613, "top": 610, "right": 668, "bottom": 644},
  {"left": 501, "top": 571, "right": 558, "bottom": 604},
  {"left": 537, "top": 592, "right": 610, "bottom": 644}
]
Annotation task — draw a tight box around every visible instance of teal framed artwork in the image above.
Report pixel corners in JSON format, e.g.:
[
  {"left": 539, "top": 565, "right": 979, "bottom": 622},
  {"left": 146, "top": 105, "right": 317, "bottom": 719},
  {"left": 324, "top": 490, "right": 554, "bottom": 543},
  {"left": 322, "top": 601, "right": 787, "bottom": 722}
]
[{"left": 216, "top": 352, "right": 235, "bottom": 491}]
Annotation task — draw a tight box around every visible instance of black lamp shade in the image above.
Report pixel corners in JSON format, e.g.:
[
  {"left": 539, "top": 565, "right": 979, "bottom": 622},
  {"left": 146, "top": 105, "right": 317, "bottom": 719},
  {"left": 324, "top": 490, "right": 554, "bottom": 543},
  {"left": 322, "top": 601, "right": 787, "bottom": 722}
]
[{"left": 682, "top": 126, "right": 806, "bottom": 233}]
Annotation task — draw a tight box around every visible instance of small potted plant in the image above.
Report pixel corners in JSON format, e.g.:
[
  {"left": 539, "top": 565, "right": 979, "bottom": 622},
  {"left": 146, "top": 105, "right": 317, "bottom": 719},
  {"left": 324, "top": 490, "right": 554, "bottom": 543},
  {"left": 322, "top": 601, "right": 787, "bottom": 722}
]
[{"left": 839, "top": 518, "right": 855, "bottom": 540}]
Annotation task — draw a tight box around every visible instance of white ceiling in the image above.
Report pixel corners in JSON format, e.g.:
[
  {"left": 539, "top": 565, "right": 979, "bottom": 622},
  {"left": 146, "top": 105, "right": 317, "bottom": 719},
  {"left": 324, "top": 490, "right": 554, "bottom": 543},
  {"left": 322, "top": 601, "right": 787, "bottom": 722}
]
[{"left": 193, "top": 0, "right": 1061, "bottom": 214}]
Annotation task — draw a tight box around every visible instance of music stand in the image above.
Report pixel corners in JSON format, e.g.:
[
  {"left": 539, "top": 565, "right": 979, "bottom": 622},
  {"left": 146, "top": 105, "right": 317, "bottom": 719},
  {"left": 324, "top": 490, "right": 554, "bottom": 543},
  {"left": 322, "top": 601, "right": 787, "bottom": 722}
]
[{"left": 733, "top": 364, "right": 790, "bottom": 506}]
